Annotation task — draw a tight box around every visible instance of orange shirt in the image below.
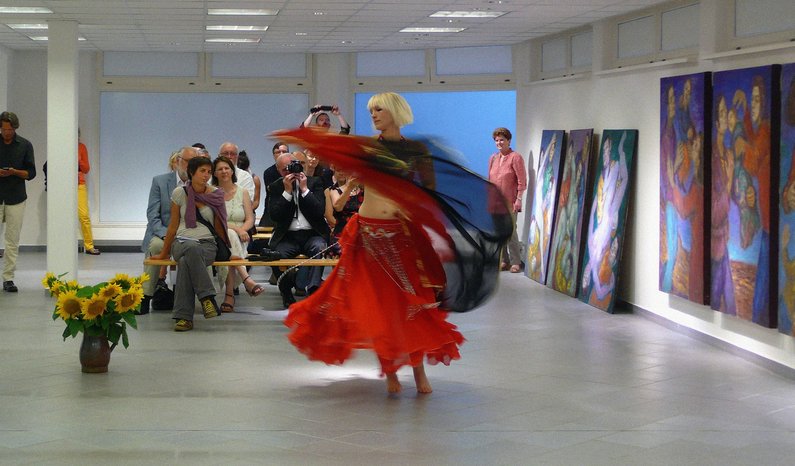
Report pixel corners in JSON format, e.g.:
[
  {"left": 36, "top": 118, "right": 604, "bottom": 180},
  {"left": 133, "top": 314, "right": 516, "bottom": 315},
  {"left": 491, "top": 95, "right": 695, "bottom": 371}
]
[{"left": 78, "top": 142, "right": 90, "bottom": 185}]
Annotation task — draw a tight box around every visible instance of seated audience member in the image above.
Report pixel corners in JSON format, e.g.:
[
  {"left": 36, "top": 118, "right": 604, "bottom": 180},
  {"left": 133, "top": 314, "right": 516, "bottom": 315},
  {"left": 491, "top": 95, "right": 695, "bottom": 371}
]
[
  {"left": 217, "top": 142, "right": 254, "bottom": 205},
  {"left": 140, "top": 146, "right": 198, "bottom": 314},
  {"left": 325, "top": 168, "right": 364, "bottom": 258},
  {"left": 267, "top": 151, "right": 329, "bottom": 307},
  {"left": 152, "top": 156, "right": 228, "bottom": 332},
  {"left": 237, "top": 150, "right": 261, "bottom": 213},
  {"left": 304, "top": 149, "right": 334, "bottom": 189},
  {"left": 211, "top": 156, "right": 264, "bottom": 312},
  {"left": 301, "top": 105, "right": 351, "bottom": 135}
]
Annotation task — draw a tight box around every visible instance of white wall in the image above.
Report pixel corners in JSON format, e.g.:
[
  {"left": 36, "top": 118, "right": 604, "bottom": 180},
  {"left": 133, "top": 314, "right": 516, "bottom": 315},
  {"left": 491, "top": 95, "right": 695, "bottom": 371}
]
[{"left": 516, "top": 45, "right": 795, "bottom": 371}]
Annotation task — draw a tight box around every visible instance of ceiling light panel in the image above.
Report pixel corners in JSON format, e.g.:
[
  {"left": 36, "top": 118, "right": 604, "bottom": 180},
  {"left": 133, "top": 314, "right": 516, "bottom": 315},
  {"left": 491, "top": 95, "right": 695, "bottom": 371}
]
[
  {"left": 0, "top": 7, "right": 52, "bottom": 14},
  {"left": 206, "top": 25, "right": 268, "bottom": 31},
  {"left": 207, "top": 9, "right": 278, "bottom": 16},
  {"left": 430, "top": 11, "right": 506, "bottom": 18},
  {"left": 400, "top": 27, "right": 466, "bottom": 33}
]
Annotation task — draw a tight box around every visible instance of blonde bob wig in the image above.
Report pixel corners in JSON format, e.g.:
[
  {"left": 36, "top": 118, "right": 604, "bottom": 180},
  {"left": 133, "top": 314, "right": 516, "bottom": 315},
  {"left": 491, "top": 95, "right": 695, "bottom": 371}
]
[{"left": 367, "top": 92, "right": 414, "bottom": 129}]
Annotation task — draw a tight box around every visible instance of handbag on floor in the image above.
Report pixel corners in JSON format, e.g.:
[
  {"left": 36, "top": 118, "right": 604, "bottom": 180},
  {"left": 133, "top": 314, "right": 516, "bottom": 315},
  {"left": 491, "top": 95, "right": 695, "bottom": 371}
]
[{"left": 151, "top": 281, "right": 174, "bottom": 310}]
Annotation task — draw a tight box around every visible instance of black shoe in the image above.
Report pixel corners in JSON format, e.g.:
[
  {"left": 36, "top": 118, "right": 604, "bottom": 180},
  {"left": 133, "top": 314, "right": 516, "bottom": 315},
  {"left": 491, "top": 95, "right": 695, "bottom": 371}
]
[
  {"left": 294, "top": 287, "right": 306, "bottom": 297},
  {"left": 268, "top": 273, "right": 277, "bottom": 286},
  {"left": 282, "top": 292, "right": 296, "bottom": 308},
  {"left": 3, "top": 280, "right": 18, "bottom": 292},
  {"left": 233, "top": 286, "right": 240, "bottom": 296},
  {"left": 136, "top": 296, "right": 151, "bottom": 315},
  {"left": 306, "top": 285, "right": 319, "bottom": 296}
]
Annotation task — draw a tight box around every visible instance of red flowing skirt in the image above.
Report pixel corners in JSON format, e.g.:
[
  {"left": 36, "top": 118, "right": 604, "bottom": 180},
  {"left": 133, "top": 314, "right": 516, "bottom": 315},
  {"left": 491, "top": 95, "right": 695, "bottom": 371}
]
[{"left": 284, "top": 214, "right": 464, "bottom": 374}]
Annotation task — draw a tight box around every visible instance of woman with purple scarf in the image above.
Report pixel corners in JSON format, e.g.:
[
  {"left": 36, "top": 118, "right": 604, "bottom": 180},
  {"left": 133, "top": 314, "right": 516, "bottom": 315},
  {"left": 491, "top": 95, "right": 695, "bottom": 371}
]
[{"left": 153, "top": 156, "right": 229, "bottom": 332}]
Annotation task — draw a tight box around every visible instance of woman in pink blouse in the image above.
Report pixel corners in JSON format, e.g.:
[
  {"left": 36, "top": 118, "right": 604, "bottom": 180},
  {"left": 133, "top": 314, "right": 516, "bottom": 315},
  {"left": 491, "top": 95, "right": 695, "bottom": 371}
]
[{"left": 487, "top": 127, "right": 527, "bottom": 273}]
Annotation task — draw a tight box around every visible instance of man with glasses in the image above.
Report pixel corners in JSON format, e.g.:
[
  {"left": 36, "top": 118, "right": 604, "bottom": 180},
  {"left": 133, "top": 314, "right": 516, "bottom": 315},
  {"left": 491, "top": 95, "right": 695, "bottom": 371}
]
[
  {"left": 0, "top": 111, "right": 35, "bottom": 292},
  {"left": 139, "top": 146, "right": 198, "bottom": 313}
]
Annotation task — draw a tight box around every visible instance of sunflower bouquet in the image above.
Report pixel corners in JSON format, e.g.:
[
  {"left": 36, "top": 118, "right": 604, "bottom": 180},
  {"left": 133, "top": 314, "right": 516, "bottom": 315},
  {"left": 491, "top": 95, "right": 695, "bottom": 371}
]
[{"left": 43, "top": 272, "right": 147, "bottom": 349}]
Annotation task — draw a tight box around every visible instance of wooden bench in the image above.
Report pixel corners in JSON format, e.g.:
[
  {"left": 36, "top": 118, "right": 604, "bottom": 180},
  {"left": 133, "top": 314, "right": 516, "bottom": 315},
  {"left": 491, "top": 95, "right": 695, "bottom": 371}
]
[{"left": 144, "top": 258, "right": 338, "bottom": 267}]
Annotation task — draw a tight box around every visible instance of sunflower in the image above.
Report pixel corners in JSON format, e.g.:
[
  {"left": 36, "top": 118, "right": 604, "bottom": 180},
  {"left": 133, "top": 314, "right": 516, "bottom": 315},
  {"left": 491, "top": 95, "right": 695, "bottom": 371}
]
[
  {"left": 42, "top": 272, "right": 58, "bottom": 290},
  {"left": 83, "top": 296, "right": 108, "bottom": 319},
  {"left": 114, "top": 286, "right": 143, "bottom": 313},
  {"left": 134, "top": 273, "right": 150, "bottom": 286},
  {"left": 110, "top": 273, "right": 133, "bottom": 288},
  {"left": 55, "top": 290, "right": 84, "bottom": 320},
  {"left": 98, "top": 283, "right": 122, "bottom": 301},
  {"left": 65, "top": 280, "right": 80, "bottom": 291}
]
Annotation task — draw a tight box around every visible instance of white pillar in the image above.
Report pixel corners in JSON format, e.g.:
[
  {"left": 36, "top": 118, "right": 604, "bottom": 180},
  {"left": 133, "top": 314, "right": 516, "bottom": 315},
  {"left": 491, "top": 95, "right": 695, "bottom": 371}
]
[{"left": 46, "top": 21, "right": 79, "bottom": 280}]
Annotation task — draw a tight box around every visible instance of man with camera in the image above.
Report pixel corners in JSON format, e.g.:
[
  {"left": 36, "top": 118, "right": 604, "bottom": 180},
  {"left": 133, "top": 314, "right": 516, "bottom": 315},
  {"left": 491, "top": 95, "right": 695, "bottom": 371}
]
[{"left": 267, "top": 151, "right": 329, "bottom": 307}]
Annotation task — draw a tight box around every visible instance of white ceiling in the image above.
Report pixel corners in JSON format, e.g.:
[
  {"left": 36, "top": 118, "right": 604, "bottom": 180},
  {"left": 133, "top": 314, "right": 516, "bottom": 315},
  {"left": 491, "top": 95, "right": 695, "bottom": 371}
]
[{"left": 0, "top": 0, "right": 671, "bottom": 53}]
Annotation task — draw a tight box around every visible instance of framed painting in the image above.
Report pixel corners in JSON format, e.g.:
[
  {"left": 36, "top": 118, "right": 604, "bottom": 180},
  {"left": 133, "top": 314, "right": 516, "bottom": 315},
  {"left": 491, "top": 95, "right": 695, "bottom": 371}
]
[
  {"left": 547, "top": 129, "right": 594, "bottom": 296},
  {"left": 578, "top": 129, "right": 638, "bottom": 313},
  {"left": 659, "top": 72, "right": 711, "bottom": 304},
  {"left": 526, "top": 130, "right": 565, "bottom": 284},
  {"left": 711, "top": 65, "right": 780, "bottom": 328},
  {"left": 779, "top": 63, "right": 795, "bottom": 336}
]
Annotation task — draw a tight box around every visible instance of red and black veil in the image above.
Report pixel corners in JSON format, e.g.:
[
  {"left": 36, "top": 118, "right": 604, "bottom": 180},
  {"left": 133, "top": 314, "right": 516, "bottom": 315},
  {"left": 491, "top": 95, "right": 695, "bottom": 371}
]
[{"left": 273, "top": 127, "right": 513, "bottom": 312}]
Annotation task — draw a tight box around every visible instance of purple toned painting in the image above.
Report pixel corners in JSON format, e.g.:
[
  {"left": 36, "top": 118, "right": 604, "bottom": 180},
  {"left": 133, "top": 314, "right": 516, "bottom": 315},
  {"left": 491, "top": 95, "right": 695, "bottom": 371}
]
[
  {"left": 578, "top": 129, "right": 637, "bottom": 313},
  {"left": 547, "top": 129, "right": 593, "bottom": 296},
  {"left": 779, "top": 63, "right": 795, "bottom": 336},
  {"left": 659, "top": 73, "right": 711, "bottom": 304},
  {"left": 526, "top": 130, "right": 565, "bottom": 284},
  {"left": 711, "top": 65, "right": 780, "bottom": 328}
]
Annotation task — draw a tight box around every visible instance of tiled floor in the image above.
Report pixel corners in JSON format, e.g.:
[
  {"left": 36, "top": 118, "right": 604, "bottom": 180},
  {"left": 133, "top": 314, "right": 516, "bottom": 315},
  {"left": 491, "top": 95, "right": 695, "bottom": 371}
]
[{"left": 2, "top": 252, "right": 795, "bottom": 465}]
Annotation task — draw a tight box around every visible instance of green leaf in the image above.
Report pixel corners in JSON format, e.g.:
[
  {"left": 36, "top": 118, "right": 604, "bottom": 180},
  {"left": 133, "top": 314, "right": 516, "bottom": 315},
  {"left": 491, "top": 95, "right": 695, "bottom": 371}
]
[
  {"left": 66, "top": 319, "right": 83, "bottom": 338},
  {"left": 107, "top": 324, "right": 122, "bottom": 346},
  {"left": 121, "top": 328, "right": 129, "bottom": 349},
  {"left": 122, "top": 312, "right": 137, "bottom": 329}
]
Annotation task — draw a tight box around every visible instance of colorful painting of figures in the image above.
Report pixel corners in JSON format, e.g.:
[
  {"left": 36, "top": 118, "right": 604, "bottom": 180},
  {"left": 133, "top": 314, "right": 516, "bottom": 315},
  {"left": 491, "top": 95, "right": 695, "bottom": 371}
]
[
  {"left": 578, "top": 129, "right": 637, "bottom": 313},
  {"left": 547, "top": 129, "right": 594, "bottom": 296},
  {"left": 659, "top": 73, "right": 710, "bottom": 304},
  {"left": 526, "top": 130, "right": 566, "bottom": 284},
  {"left": 711, "top": 65, "right": 779, "bottom": 328},
  {"left": 779, "top": 63, "right": 795, "bottom": 335}
]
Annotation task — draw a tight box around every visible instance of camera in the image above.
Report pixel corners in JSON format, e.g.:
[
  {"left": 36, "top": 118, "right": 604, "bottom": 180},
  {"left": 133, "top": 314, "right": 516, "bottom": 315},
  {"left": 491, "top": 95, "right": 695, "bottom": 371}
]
[
  {"left": 310, "top": 105, "right": 334, "bottom": 113},
  {"left": 287, "top": 160, "right": 303, "bottom": 174}
]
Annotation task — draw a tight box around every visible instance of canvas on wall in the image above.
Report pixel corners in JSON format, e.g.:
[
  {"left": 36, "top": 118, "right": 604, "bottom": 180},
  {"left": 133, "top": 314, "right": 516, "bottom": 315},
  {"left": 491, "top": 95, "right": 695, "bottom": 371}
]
[
  {"left": 578, "top": 129, "right": 637, "bottom": 313},
  {"left": 779, "top": 63, "right": 795, "bottom": 336},
  {"left": 711, "top": 65, "right": 779, "bottom": 328},
  {"left": 547, "top": 129, "right": 594, "bottom": 296},
  {"left": 659, "top": 72, "right": 711, "bottom": 305},
  {"left": 526, "top": 130, "right": 565, "bottom": 284}
]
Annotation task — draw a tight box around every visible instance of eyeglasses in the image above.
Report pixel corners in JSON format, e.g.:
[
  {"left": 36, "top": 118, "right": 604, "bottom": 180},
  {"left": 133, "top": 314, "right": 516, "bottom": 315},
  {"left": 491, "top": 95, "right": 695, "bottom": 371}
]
[{"left": 220, "top": 151, "right": 237, "bottom": 156}]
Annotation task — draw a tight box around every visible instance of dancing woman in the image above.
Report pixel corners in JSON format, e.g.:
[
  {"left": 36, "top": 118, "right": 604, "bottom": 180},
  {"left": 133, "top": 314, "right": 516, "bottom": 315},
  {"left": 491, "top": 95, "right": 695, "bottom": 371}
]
[{"left": 284, "top": 92, "right": 464, "bottom": 394}]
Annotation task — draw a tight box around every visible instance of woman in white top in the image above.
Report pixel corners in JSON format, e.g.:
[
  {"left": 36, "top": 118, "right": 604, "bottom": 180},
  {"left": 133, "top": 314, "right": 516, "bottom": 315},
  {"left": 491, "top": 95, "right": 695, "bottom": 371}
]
[{"left": 212, "top": 156, "right": 264, "bottom": 313}]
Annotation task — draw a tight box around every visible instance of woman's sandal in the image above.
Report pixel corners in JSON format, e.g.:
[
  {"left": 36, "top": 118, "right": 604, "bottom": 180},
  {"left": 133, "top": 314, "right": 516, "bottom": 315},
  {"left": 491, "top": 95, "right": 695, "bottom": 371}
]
[
  {"left": 242, "top": 275, "right": 264, "bottom": 297},
  {"left": 220, "top": 292, "right": 235, "bottom": 313}
]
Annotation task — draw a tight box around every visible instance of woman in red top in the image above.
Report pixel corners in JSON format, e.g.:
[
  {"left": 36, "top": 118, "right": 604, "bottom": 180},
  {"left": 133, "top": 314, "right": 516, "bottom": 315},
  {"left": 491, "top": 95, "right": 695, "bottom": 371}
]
[{"left": 487, "top": 128, "right": 527, "bottom": 272}]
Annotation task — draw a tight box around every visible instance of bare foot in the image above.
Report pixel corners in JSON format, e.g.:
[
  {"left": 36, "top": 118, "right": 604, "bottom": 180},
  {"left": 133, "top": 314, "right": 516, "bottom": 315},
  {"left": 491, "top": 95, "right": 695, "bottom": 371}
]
[
  {"left": 413, "top": 364, "right": 433, "bottom": 394},
  {"left": 386, "top": 372, "right": 402, "bottom": 393}
]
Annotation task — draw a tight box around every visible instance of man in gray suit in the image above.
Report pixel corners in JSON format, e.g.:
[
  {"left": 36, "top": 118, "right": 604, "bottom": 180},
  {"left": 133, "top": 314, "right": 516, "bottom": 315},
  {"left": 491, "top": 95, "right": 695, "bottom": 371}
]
[{"left": 139, "top": 146, "right": 198, "bottom": 313}]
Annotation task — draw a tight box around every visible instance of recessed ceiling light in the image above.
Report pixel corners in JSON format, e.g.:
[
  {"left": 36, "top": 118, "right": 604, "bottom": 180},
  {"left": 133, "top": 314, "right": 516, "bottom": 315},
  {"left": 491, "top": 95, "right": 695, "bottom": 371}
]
[
  {"left": 340, "top": 40, "right": 352, "bottom": 44},
  {"left": 295, "top": 32, "right": 307, "bottom": 36},
  {"left": 400, "top": 27, "right": 466, "bottom": 33},
  {"left": 30, "top": 36, "right": 86, "bottom": 41},
  {"left": 207, "top": 9, "right": 278, "bottom": 16},
  {"left": 313, "top": 12, "right": 325, "bottom": 16},
  {"left": 430, "top": 11, "right": 506, "bottom": 18},
  {"left": 205, "top": 38, "right": 261, "bottom": 43},
  {"left": 0, "top": 7, "right": 52, "bottom": 14},
  {"left": 6, "top": 23, "right": 48, "bottom": 30},
  {"left": 206, "top": 25, "right": 268, "bottom": 31}
]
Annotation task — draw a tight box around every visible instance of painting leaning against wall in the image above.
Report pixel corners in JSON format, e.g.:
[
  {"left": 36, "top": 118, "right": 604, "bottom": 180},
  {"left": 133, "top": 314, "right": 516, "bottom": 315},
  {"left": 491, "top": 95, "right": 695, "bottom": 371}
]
[
  {"left": 525, "top": 130, "right": 565, "bottom": 284},
  {"left": 710, "top": 65, "right": 780, "bottom": 328},
  {"left": 659, "top": 72, "right": 711, "bottom": 305},
  {"left": 779, "top": 63, "right": 795, "bottom": 336},
  {"left": 547, "top": 128, "right": 594, "bottom": 296},
  {"left": 578, "top": 129, "right": 637, "bottom": 313}
]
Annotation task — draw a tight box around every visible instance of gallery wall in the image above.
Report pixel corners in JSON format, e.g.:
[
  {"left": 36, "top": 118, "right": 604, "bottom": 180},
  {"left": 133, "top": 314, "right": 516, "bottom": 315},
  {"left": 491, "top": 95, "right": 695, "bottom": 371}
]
[{"left": 516, "top": 45, "right": 795, "bottom": 370}]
